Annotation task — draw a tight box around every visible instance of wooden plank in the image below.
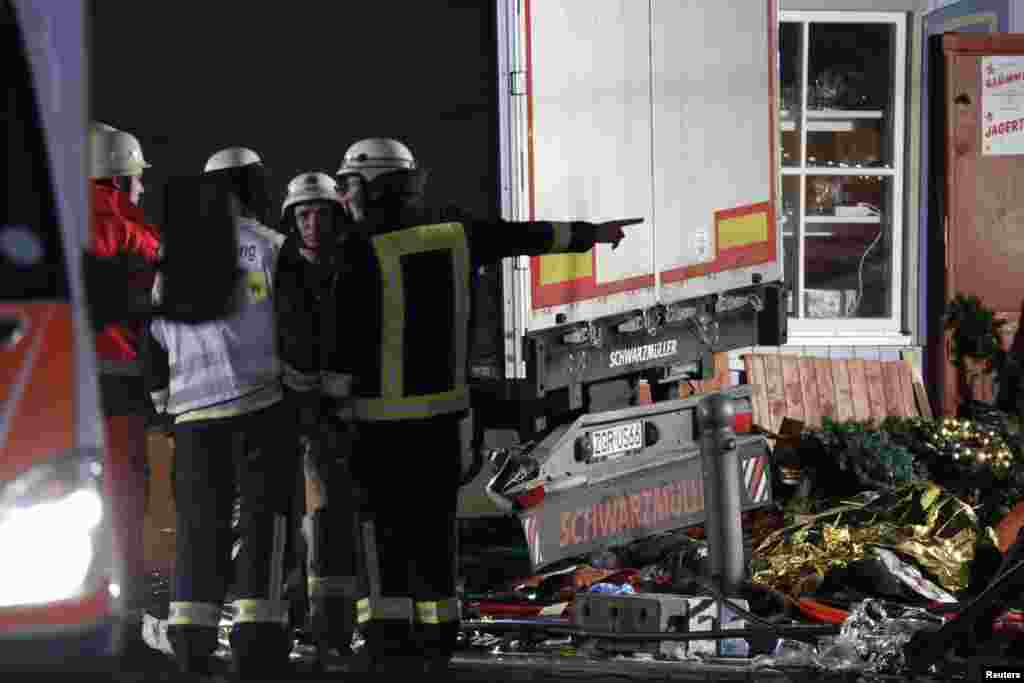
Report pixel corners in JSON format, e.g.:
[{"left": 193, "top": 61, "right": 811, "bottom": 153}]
[
  {"left": 864, "top": 361, "right": 888, "bottom": 425},
  {"left": 763, "top": 354, "right": 787, "bottom": 433},
  {"left": 713, "top": 352, "right": 731, "bottom": 391},
  {"left": 815, "top": 358, "right": 837, "bottom": 422},
  {"left": 831, "top": 359, "right": 854, "bottom": 422},
  {"left": 781, "top": 355, "right": 806, "bottom": 425},
  {"left": 895, "top": 361, "right": 919, "bottom": 418},
  {"left": 882, "top": 361, "right": 907, "bottom": 418},
  {"left": 900, "top": 349, "right": 925, "bottom": 382},
  {"left": 744, "top": 355, "right": 771, "bottom": 432},
  {"left": 914, "top": 382, "right": 935, "bottom": 420},
  {"left": 799, "top": 357, "right": 823, "bottom": 428},
  {"left": 847, "top": 359, "right": 872, "bottom": 422},
  {"left": 900, "top": 349, "right": 933, "bottom": 419}
]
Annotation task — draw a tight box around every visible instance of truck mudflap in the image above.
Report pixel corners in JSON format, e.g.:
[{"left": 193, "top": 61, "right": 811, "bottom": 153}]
[{"left": 487, "top": 387, "right": 772, "bottom": 572}]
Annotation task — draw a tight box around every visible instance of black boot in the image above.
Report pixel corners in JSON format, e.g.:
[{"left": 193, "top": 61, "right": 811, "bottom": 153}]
[
  {"left": 166, "top": 624, "right": 218, "bottom": 675},
  {"left": 230, "top": 623, "right": 291, "bottom": 680}
]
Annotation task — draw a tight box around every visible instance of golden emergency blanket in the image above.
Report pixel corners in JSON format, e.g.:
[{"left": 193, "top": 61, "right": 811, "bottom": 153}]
[{"left": 752, "top": 483, "right": 998, "bottom": 598}]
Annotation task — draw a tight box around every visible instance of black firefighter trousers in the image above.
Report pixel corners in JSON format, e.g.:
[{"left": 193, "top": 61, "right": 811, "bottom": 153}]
[
  {"left": 349, "top": 412, "right": 463, "bottom": 670},
  {"left": 167, "top": 401, "right": 298, "bottom": 675}
]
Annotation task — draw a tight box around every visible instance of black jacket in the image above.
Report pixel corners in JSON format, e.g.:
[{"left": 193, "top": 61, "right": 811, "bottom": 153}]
[
  {"left": 274, "top": 233, "right": 337, "bottom": 428},
  {"left": 323, "top": 206, "right": 598, "bottom": 421}
]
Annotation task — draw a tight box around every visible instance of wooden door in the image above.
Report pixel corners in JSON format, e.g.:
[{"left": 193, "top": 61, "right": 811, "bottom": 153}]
[{"left": 938, "top": 34, "right": 1024, "bottom": 416}]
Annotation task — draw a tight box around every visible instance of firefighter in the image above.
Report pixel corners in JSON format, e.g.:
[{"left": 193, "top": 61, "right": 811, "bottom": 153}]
[
  {"left": 143, "top": 147, "right": 297, "bottom": 678},
  {"left": 335, "top": 137, "right": 416, "bottom": 226},
  {"left": 87, "top": 122, "right": 161, "bottom": 618},
  {"left": 273, "top": 171, "right": 361, "bottom": 657},
  {"left": 326, "top": 138, "right": 641, "bottom": 675}
]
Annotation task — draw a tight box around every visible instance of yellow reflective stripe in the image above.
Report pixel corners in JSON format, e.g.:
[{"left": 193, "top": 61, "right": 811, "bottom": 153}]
[
  {"left": 370, "top": 222, "right": 470, "bottom": 401},
  {"left": 451, "top": 226, "right": 470, "bottom": 390},
  {"left": 321, "top": 371, "right": 352, "bottom": 398},
  {"left": 231, "top": 599, "right": 289, "bottom": 624},
  {"left": 351, "top": 386, "right": 470, "bottom": 421},
  {"left": 549, "top": 221, "right": 573, "bottom": 252},
  {"left": 168, "top": 601, "right": 221, "bottom": 627},
  {"left": 373, "top": 234, "right": 404, "bottom": 400},
  {"left": 415, "top": 598, "right": 461, "bottom": 625},
  {"left": 308, "top": 575, "right": 361, "bottom": 599},
  {"left": 357, "top": 598, "right": 369, "bottom": 624},
  {"left": 355, "top": 597, "right": 414, "bottom": 624}
]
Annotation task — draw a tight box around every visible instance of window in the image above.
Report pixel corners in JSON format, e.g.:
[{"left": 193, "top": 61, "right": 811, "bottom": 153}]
[
  {"left": 779, "top": 12, "right": 907, "bottom": 344},
  {"left": 1, "top": 0, "right": 68, "bottom": 300}
]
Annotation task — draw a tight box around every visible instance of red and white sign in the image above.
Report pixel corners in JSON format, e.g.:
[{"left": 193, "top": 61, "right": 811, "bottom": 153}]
[{"left": 982, "top": 56, "right": 1024, "bottom": 156}]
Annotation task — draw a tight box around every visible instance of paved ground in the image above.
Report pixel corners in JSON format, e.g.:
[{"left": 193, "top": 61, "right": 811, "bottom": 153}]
[
  {"left": 0, "top": 612, "right": 972, "bottom": 682},
  {"left": 104, "top": 651, "right": 883, "bottom": 683},
  {"left": 101, "top": 639, "right": 956, "bottom": 683}
]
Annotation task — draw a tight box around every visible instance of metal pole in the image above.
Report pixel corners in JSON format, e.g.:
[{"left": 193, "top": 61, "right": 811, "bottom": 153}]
[{"left": 698, "top": 392, "right": 745, "bottom": 597}]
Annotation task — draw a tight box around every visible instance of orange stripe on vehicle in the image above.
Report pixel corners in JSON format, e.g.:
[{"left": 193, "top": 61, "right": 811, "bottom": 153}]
[{"left": 0, "top": 303, "right": 75, "bottom": 483}]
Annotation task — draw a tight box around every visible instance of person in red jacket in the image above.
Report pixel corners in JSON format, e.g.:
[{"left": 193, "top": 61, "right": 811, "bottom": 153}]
[{"left": 88, "top": 122, "right": 162, "bottom": 617}]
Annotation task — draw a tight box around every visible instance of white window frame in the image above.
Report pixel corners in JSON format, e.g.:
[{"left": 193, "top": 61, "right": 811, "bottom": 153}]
[{"left": 780, "top": 11, "right": 910, "bottom": 348}]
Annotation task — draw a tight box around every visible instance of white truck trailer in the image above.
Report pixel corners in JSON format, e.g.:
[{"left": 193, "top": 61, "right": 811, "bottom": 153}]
[{"left": 464, "top": 0, "right": 787, "bottom": 572}]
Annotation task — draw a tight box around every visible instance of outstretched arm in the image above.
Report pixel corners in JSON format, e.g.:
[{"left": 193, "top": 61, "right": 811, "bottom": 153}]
[{"left": 469, "top": 217, "right": 643, "bottom": 267}]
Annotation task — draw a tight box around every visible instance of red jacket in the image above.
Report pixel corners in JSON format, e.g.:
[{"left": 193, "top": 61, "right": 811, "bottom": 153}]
[{"left": 90, "top": 181, "right": 161, "bottom": 363}]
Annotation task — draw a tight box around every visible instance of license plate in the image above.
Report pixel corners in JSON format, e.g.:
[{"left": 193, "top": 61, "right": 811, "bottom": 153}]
[{"left": 591, "top": 421, "right": 644, "bottom": 460}]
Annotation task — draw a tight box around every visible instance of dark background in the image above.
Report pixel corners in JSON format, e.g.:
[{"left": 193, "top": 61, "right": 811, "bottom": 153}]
[{"left": 87, "top": 0, "right": 500, "bottom": 230}]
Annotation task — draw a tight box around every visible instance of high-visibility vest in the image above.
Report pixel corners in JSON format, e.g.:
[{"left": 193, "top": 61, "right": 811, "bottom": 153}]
[
  {"left": 150, "top": 219, "right": 284, "bottom": 415},
  {"left": 344, "top": 222, "right": 472, "bottom": 422}
]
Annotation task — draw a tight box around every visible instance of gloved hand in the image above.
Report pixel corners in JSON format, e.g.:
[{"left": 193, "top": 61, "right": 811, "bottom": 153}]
[{"left": 588, "top": 218, "right": 644, "bottom": 250}]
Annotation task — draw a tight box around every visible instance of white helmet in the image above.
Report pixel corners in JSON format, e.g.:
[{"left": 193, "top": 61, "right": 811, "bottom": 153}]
[
  {"left": 204, "top": 147, "right": 262, "bottom": 173},
  {"left": 336, "top": 138, "right": 415, "bottom": 183},
  {"left": 90, "top": 124, "right": 150, "bottom": 179},
  {"left": 281, "top": 172, "right": 342, "bottom": 217}
]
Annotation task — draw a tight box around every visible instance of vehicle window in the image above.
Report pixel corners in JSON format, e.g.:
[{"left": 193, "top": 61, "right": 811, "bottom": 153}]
[{"left": 0, "top": 0, "right": 69, "bottom": 300}]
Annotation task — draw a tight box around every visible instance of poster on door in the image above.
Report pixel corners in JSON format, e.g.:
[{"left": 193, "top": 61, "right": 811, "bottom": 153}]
[{"left": 982, "top": 56, "right": 1024, "bottom": 156}]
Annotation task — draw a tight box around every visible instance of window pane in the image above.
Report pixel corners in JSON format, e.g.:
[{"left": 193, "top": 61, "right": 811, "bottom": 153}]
[
  {"left": 1, "top": 0, "right": 68, "bottom": 300},
  {"left": 779, "top": 22, "right": 802, "bottom": 167},
  {"left": 802, "top": 175, "right": 891, "bottom": 319},
  {"left": 781, "top": 174, "right": 800, "bottom": 316},
  {"left": 806, "top": 23, "right": 895, "bottom": 169}
]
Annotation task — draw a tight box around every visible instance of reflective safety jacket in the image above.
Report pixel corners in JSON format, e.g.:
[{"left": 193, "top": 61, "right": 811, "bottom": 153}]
[
  {"left": 324, "top": 207, "right": 599, "bottom": 422},
  {"left": 146, "top": 218, "right": 284, "bottom": 417},
  {"left": 89, "top": 181, "right": 161, "bottom": 375}
]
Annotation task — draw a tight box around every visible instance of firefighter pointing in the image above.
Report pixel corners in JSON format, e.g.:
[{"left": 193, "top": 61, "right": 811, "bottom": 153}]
[{"left": 327, "top": 138, "right": 641, "bottom": 675}]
